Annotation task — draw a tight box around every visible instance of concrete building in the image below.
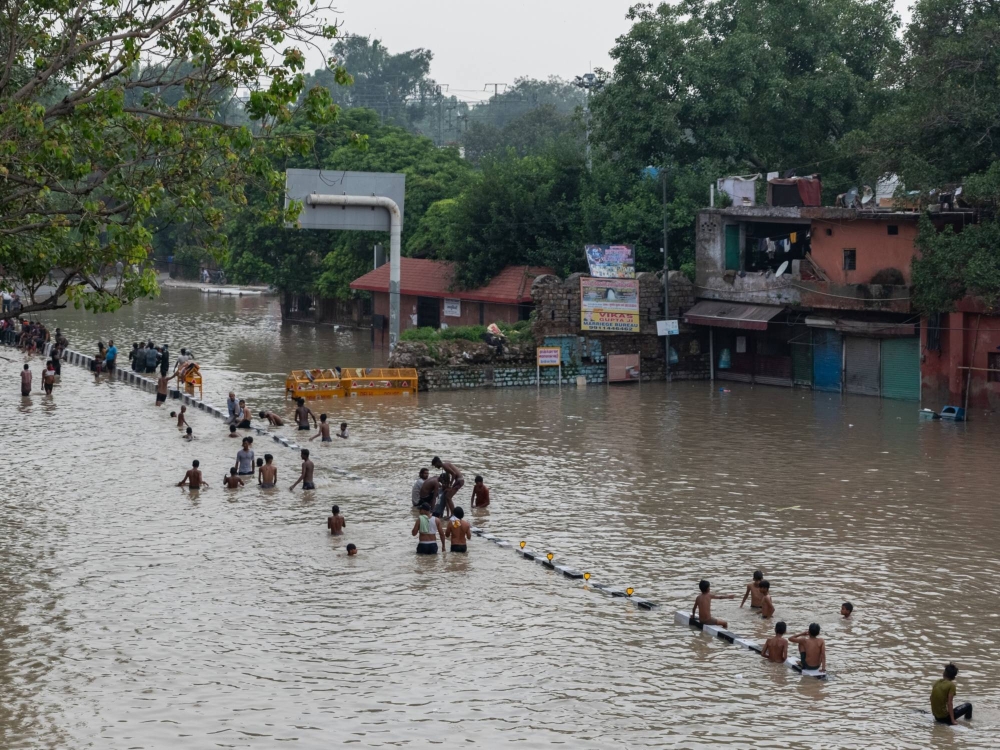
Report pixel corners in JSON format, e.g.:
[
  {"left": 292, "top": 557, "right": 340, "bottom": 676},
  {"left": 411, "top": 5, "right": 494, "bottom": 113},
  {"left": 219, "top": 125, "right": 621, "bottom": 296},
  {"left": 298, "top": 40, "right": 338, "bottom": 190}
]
[{"left": 687, "top": 205, "right": 971, "bottom": 401}]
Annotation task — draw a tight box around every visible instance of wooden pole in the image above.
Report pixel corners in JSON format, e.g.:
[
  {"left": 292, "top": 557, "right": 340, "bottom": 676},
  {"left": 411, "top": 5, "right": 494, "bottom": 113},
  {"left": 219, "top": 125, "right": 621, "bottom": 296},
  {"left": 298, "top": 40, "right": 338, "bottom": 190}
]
[{"left": 963, "top": 315, "right": 983, "bottom": 417}]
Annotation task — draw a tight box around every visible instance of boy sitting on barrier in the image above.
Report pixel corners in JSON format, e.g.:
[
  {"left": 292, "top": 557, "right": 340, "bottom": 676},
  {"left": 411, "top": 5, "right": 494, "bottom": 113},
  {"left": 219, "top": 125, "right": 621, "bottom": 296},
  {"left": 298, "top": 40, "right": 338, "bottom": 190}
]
[
  {"left": 761, "top": 621, "right": 788, "bottom": 663},
  {"left": 789, "top": 624, "right": 826, "bottom": 672},
  {"left": 692, "top": 579, "right": 735, "bottom": 628}
]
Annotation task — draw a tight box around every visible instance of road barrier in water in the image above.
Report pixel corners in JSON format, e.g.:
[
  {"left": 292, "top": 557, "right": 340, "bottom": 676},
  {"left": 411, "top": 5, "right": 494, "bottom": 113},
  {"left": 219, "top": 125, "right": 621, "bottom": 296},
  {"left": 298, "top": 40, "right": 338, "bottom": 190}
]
[
  {"left": 472, "top": 526, "right": 658, "bottom": 610},
  {"left": 673, "top": 610, "right": 827, "bottom": 679},
  {"left": 50, "top": 347, "right": 651, "bottom": 605}
]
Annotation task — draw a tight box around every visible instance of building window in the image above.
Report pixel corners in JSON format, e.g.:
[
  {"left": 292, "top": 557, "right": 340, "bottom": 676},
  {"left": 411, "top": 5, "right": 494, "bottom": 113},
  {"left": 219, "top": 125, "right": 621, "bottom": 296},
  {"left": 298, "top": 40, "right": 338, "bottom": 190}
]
[
  {"left": 843, "top": 249, "right": 856, "bottom": 271},
  {"left": 887, "top": 225, "right": 899, "bottom": 236},
  {"left": 989, "top": 353, "right": 1000, "bottom": 383}
]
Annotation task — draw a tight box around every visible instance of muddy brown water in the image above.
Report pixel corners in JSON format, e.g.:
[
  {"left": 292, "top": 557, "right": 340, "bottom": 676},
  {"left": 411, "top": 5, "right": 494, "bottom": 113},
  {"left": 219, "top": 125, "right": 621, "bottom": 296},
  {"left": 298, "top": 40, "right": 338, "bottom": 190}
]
[{"left": 1, "top": 288, "right": 998, "bottom": 748}]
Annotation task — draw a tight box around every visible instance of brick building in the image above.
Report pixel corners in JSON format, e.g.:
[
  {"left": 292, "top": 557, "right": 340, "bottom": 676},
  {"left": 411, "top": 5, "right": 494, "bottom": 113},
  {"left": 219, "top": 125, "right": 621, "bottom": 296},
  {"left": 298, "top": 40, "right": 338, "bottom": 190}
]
[{"left": 690, "top": 202, "right": 979, "bottom": 406}]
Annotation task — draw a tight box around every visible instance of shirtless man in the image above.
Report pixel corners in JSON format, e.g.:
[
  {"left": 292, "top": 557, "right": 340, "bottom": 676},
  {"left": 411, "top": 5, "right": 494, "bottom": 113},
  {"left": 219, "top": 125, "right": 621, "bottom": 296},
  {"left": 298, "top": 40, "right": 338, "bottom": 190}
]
[
  {"left": 433, "top": 473, "right": 452, "bottom": 518},
  {"left": 761, "top": 621, "right": 789, "bottom": 663},
  {"left": 327, "top": 505, "right": 346, "bottom": 535},
  {"left": 20, "top": 363, "right": 32, "bottom": 396},
  {"left": 418, "top": 471, "right": 442, "bottom": 511},
  {"left": 471, "top": 475, "right": 490, "bottom": 508},
  {"left": 259, "top": 410, "right": 284, "bottom": 426},
  {"left": 446, "top": 506, "right": 472, "bottom": 553},
  {"left": 156, "top": 373, "right": 175, "bottom": 407},
  {"left": 692, "top": 579, "right": 735, "bottom": 628},
  {"left": 237, "top": 399, "right": 252, "bottom": 428},
  {"left": 259, "top": 454, "right": 278, "bottom": 488},
  {"left": 294, "top": 398, "right": 317, "bottom": 431},
  {"left": 431, "top": 456, "right": 464, "bottom": 507},
  {"left": 176, "top": 406, "right": 189, "bottom": 429},
  {"left": 412, "top": 502, "right": 446, "bottom": 554},
  {"left": 759, "top": 580, "right": 774, "bottom": 619},
  {"left": 290, "top": 448, "right": 315, "bottom": 491},
  {"left": 740, "top": 570, "right": 764, "bottom": 609},
  {"left": 223, "top": 468, "right": 244, "bottom": 489},
  {"left": 789, "top": 623, "right": 826, "bottom": 672},
  {"left": 177, "top": 460, "right": 208, "bottom": 489},
  {"left": 310, "top": 414, "right": 331, "bottom": 442}
]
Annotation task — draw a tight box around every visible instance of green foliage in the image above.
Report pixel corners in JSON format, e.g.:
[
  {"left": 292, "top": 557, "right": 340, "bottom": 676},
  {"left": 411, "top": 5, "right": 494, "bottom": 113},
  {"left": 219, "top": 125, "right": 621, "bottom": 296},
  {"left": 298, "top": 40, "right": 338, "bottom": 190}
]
[
  {"left": 226, "top": 109, "right": 473, "bottom": 298},
  {"left": 0, "top": 0, "right": 346, "bottom": 318},
  {"left": 400, "top": 320, "right": 533, "bottom": 344},
  {"left": 912, "top": 215, "right": 1000, "bottom": 313},
  {"left": 851, "top": 0, "right": 1000, "bottom": 189},
  {"left": 591, "top": 0, "right": 900, "bottom": 191},
  {"left": 464, "top": 105, "right": 584, "bottom": 166}
]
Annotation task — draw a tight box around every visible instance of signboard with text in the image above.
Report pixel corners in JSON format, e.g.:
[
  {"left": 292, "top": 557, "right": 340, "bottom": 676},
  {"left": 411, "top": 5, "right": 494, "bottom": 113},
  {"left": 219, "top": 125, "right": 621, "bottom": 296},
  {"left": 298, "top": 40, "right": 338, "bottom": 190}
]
[
  {"left": 444, "top": 298, "right": 461, "bottom": 317},
  {"left": 537, "top": 347, "right": 562, "bottom": 366},
  {"left": 581, "top": 277, "right": 640, "bottom": 333},
  {"left": 585, "top": 244, "right": 635, "bottom": 278}
]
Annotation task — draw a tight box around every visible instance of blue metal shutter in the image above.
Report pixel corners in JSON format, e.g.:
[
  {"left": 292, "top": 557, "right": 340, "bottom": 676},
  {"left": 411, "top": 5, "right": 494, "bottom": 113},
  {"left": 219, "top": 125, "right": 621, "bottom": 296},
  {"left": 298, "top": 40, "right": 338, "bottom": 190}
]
[
  {"left": 812, "top": 329, "right": 842, "bottom": 392},
  {"left": 881, "top": 338, "right": 920, "bottom": 400}
]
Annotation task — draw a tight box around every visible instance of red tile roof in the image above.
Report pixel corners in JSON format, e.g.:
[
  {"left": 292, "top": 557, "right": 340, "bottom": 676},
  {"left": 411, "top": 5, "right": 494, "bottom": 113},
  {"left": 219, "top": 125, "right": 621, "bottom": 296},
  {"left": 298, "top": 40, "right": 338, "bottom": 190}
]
[{"left": 350, "top": 259, "right": 554, "bottom": 305}]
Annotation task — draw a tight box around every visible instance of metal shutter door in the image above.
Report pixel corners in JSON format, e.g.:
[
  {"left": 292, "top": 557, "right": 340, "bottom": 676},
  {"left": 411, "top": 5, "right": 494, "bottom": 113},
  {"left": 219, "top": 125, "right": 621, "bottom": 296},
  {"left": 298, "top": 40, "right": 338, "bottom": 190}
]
[
  {"left": 792, "top": 342, "right": 812, "bottom": 385},
  {"left": 812, "top": 329, "right": 842, "bottom": 392},
  {"left": 845, "top": 337, "right": 880, "bottom": 396},
  {"left": 881, "top": 338, "right": 920, "bottom": 400}
]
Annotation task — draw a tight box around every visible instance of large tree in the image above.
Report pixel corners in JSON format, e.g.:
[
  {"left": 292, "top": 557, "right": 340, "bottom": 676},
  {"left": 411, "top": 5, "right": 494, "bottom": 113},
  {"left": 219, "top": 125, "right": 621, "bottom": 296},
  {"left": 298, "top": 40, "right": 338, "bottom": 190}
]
[
  {"left": 591, "top": 0, "right": 899, "bottom": 189},
  {"left": 855, "top": 0, "right": 1000, "bottom": 313},
  {"left": 0, "top": 0, "right": 347, "bottom": 318}
]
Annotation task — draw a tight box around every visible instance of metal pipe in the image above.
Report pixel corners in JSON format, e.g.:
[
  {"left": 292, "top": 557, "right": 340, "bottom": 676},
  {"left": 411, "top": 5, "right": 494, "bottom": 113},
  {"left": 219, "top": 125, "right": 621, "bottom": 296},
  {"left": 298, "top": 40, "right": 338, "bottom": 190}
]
[{"left": 307, "top": 193, "right": 402, "bottom": 350}]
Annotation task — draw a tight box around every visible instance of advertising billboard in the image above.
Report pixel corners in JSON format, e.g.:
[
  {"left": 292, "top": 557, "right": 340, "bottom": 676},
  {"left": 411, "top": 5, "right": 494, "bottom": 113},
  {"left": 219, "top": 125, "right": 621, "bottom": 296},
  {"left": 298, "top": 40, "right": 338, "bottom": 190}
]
[
  {"left": 585, "top": 244, "right": 635, "bottom": 278},
  {"left": 581, "top": 277, "right": 640, "bottom": 333}
]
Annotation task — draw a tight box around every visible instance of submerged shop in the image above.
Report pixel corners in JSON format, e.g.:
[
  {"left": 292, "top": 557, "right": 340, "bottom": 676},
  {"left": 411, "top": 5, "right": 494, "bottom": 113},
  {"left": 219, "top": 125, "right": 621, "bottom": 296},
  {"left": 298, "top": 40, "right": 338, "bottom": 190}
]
[{"left": 685, "top": 301, "right": 921, "bottom": 400}]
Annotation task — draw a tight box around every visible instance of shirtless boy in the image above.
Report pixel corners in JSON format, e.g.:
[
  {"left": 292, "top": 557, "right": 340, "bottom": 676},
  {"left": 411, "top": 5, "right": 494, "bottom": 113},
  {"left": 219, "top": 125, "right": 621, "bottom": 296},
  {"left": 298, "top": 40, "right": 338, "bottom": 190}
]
[
  {"left": 290, "top": 449, "right": 315, "bottom": 491},
  {"left": 692, "top": 579, "right": 735, "bottom": 628},
  {"left": 20, "top": 364, "right": 32, "bottom": 396},
  {"left": 471, "top": 475, "right": 490, "bottom": 507},
  {"left": 259, "top": 454, "right": 277, "bottom": 488},
  {"left": 177, "top": 460, "right": 208, "bottom": 489},
  {"left": 42, "top": 364, "right": 55, "bottom": 395},
  {"left": 156, "top": 372, "right": 175, "bottom": 406},
  {"left": 223, "top": 468, "right": 244, "bottom": 489},
  {"left": 310, "top": 414, "right": 331, "bottom": 442},
  {"left": 327, "top": 505, "right": 346, "bottom": 535},
  {"left": 337, "top": 422, "right": 349, "bottom": 439},
  {"left": 789, "top": 623, "right": 826, "bottom": 672},
  {"left": 431, "top": 456, "right": 465, "bottom": 506},
  {"left": 176, "top": 406, "right": 189, "bottom": 428},
  {"left": 761, "top": 621, "right": 789, "bottom": 663},
  {"left": 740, "top": 570, "right": 764, "bottom": 609},
  {"left": 183, "top": 427, "right": 194, "bottom": 441},
  {"left": 228, "top": 425, "right": 240, "bottom": 438},
  {"left": 841, "top": 602, "right": 853, "bottom": 618},
  {"left": 294, "top": 398, "right": 317, "bottom": 431},
  {"left": 759, "top": 580, "right": 774, "bottom": 619},
  {"left": 259, "top": 410, "right": 284, "bottom": 426},
  {"left": 418, "top": 472, "right": 442, "bottom": 510},
  {"left": 346, "top": 544, "right": 358, "bottom": 556},
  {"left": 237, "top": 400, "right": 252, "bottom": 428},
  {"left": 446, "top": 506, "right": 472, "bottom": 553}
]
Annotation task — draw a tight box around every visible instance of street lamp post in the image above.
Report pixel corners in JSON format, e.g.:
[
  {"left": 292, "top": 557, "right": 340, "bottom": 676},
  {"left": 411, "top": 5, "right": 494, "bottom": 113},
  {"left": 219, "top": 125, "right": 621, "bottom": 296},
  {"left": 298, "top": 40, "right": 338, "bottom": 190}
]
[{"left": 573, "top": 73, "right": 602, "bottom": 171}]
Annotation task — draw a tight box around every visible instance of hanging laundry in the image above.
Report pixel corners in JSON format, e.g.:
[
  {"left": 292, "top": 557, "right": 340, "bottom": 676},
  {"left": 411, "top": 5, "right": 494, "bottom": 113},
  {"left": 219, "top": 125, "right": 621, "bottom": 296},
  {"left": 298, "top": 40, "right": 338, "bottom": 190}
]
[
  {"left": 766, "top": 239, "right": 776, "bottom": 257},
  {"left": 790, "top": 232, "right": 797, "bottom": 243},
  {"left": 782, "top": 239, "right": 791, "bottom": 253}
]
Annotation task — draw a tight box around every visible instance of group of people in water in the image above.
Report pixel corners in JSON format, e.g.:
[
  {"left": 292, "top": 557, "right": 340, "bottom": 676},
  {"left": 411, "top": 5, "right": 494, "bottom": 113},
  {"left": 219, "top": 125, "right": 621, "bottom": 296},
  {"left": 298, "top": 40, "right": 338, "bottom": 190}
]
[{"left": 692, "top": 571, "right": 972, "bottom": 725}]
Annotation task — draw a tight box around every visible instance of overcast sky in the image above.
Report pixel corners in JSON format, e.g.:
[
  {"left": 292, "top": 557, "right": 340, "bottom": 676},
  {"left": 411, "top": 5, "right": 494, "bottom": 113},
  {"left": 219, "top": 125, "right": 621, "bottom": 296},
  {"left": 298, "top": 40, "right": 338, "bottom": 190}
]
[{"left": 321, "top": 0, "right": 916, "bottom": 103}]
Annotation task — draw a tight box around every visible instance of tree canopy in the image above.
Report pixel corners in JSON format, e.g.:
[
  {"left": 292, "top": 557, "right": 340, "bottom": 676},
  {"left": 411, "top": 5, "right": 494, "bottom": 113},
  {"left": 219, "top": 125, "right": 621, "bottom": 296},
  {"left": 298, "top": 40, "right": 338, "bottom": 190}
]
[{"left": 0, "top": 0, "right": 347, "bottom": 318}]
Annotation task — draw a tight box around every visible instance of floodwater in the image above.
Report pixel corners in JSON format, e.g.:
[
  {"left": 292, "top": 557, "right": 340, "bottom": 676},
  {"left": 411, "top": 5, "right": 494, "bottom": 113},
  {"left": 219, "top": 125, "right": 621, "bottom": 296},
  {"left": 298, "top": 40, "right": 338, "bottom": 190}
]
[{"left": 2, "top": 288, "right": 998, "bottom": 749}]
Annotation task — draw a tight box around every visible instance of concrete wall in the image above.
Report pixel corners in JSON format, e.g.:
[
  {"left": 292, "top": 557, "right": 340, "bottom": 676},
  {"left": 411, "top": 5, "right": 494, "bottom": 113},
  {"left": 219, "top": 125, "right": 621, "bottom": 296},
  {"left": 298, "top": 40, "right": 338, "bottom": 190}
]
[
  {"left": 374, "top": 293, "right": 522, "bottom": 331},
  {"left": 809, "top": 217, "right": 919, "bottom": 285},
  {"left": 921, "top": 310, "right": 1000, "bottom": 412}
]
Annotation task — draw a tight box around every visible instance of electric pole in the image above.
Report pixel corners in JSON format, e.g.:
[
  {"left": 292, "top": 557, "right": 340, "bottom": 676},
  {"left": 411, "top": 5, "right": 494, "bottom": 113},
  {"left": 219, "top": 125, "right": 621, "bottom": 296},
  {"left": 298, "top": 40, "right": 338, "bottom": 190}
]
[{"left": 662, "top": 166, "right": 672, "bottom": 383}]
